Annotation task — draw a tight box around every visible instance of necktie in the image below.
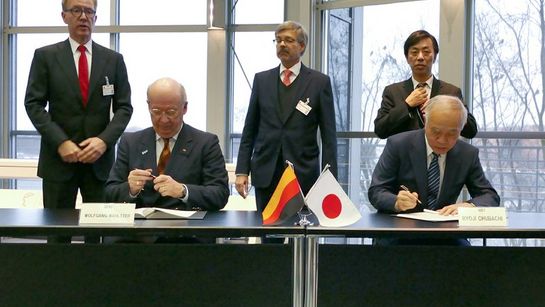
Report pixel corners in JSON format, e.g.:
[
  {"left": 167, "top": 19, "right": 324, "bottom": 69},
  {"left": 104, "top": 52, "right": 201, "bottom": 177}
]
[
  {"left": 78, "top": 45, "right": 89, "bottom": 107},
  {"left": 157, "top": 138, "right": 171, "bottom": 175},
  {"left": 427, "top": 152, "right": 440, "bottom": 209},
  {"left": 282, "top": 70, "right": 292, "bottom": 86},
  {"left": 416, "top": 82, "right": 427, "bottom": 121}
]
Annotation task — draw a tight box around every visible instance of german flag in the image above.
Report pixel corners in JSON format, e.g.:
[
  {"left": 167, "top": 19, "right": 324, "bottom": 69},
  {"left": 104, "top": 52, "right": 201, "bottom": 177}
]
[{"left": 262, "top": 165, "right": 305, "bottom": 225}]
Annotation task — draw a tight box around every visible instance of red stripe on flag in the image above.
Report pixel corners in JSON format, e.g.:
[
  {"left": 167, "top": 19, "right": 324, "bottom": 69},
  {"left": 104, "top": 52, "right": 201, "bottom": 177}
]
[{"left": 262, "top": 179, "right": 301, "bottom": 225}]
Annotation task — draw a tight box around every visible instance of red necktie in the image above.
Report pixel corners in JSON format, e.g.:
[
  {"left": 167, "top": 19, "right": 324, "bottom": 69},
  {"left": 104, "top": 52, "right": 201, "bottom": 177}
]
[
  {"left": 157, "top": 138, "right": 171, "bottom": 175},
  {"left": 282, "top": 70, "right": 292, "bottom": 86},
  {"left": 78, "top": 45, "right": 89, "bottom": 107}
]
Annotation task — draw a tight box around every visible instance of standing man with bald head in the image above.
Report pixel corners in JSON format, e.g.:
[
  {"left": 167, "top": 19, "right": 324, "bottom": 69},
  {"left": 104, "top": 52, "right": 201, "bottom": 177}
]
[
  {"left": 105, "top": 78, "right": 229, "bottom": 211},
  {"left": 374, "top": 30, "right": 477, "bottom": 139},
  {"left": 235, "top": 21, "right": 338, "bottom": 213},
  {"left": 25, "top": 0, "right": 132, "bottom": 242}
]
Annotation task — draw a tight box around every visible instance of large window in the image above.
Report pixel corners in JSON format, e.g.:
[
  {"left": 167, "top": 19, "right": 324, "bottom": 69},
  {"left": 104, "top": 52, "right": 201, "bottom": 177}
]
[
  {"left": 228, "top": 0, "right": 284, "bottom": 162},
  {"left": 472, "top": 0, "right": 545, "bottom": 212},
  {"left": 323, "top": 0, "right": 440, "bottom": 208},
  {"left": 5, "top": 0, "right": 209, "bottom": 162}
]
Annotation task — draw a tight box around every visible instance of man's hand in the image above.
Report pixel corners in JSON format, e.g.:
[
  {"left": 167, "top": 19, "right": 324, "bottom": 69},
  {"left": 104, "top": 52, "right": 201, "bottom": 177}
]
[
  {"left": 153, "top": 175, "right": 185, "bottom": 198},
  {"left": 394, "top": 190, "right": 419, "bottom": 212},
  {"left": 58, "top": 140, "right": 81, "bottom": 163},
  {"left": 78, "top": 137, "right": 107, "bottom": 163},
  {"left": 235, "top": 175, "right": 249, "bottom": 198},
  {"left": 128, "top": 168, "right": 154, "bottom": 196},
  {"left": 405, "top": 87, "right": 428, "bottom": 108},
  {"left": 437, "top": 202, "right": 475, "bottom": 215}
]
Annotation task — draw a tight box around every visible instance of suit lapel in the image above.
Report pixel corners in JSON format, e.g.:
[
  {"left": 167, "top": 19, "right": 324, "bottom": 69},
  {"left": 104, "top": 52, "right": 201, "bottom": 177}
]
[
  {"left": 166, "top": 125, "right": 193, "bottom": 175},
  {"left": 430, "top": 77, "right": 442, "bottom": 98},
  {"left": 55, "top": 40, "right": 81, "bottom": 102},
  {"left": 403, "top": 78, "right": 426, "bottom": 128},
  {"left": 263, "top": 67, "right": 283, "bottom": 122},
  {"left": 281, "top": 64, "right": 312, "bottom": 123},
  {"left": 439, "top": 142, "right": 462, "bottom": 204},
  {"left": 88, "top": 42, "right": 107, "bottom": 100},
  {"left": 138, "top": 128, "right": 158, "bottom": 174},
  {"left": 408, "top": 130, "right": 429, "bottom": 201}
]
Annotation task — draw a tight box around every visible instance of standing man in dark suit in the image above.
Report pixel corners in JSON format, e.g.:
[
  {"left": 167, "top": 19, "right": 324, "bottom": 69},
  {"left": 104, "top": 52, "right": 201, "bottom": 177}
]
[
  {"left": 374, "top": 30, "right": 477, "bottom": 139},
  {"left": 24, "top": 0, "right": 132, "bottom": 230},
  {"left": 105, "top": 78, "right": 229, "bottom": 211},
  {"left": 235, "top": 21, "right": 337, "bottom": 212},
  {"left": 369, "top": 95, "right": 499, "bottom": 244}
]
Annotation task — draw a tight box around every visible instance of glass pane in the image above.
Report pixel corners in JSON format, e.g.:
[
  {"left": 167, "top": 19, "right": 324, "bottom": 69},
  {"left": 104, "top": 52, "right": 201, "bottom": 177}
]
[
  {"left": 120, "top": 33, "right": 207, "bottom": 131},
  {"left": 233, "top": 0, "right": 284, "bottom": 24},
  {"left": 358, "top": 0, "right": 439, "bottom": 132},
  {"left": 120, "top": 0, "right": 206, "bottom": 25},
  {"left": 16, "top": 0, "right": 111, "bottom": 26},
  {"left": 473, "top": 0, "right": 543, "bottom": 132},
  {"left": 16, "top": 34, "right": 110, "bottom": 131},
  {"left": 232, "top": 31, "right": 278, "bottom": 134},
  {"left": 472, "top": 138, "right": 545, "bottom": 212}
]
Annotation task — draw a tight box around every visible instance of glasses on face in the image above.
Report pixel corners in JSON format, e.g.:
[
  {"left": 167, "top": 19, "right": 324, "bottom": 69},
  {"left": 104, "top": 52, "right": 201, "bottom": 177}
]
[
  {"left": 273, "top": 37, "right": 298, "bottom": 45},
  {"left": 149, "top": 108, "right": 179, "bottom": 119},
  {"left": 65, "top": 7, "right": 96, "bottom": 18}
]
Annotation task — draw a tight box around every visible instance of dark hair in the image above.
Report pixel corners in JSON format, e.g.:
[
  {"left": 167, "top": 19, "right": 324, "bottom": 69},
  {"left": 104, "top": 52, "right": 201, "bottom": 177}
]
[{"left": 403, "top": 30, "right": 439, "bottom": 58}]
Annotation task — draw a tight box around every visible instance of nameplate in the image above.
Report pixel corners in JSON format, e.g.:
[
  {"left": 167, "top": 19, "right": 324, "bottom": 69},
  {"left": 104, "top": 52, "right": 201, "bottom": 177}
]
[
  {"left": 79, "top": 203, "right": 135, "bottom": 225},
  {"left": 458, "top": 207, "right": 507, "bottom": 227}
]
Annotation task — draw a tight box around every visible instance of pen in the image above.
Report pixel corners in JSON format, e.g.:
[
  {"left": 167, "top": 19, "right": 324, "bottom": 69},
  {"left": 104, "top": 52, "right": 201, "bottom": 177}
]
[{"left": 399, "top": 185, "right": 422, "bottom": 204}]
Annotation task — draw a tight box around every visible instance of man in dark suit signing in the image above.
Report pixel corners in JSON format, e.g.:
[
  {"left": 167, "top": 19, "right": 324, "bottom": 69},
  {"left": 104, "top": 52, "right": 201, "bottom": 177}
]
[
  {"left": 105, "top": 77, "right": 229, "bottom": 212},
  {"left": 374, "top": 30, "right": 477, "bottom": 139},
  {"left": 369, "top": 95, "right": 499, "bottom": 245},
  {"left": 235, "top": 21, "right": 338, "bottom": 212},
  {"left": 24, "top": 0, "right": 132, "bottom": 242}
]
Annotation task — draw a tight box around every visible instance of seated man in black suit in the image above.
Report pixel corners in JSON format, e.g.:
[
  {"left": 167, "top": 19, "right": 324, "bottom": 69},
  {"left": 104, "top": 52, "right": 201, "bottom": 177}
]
[
  {"left": 374, "top": 30, "right": 478, "bottom": 139},
  {"left": 105, "top": 77, "right": 229, "bottom": 243},
  {"left": 369, "top": 95, "right": 500, "bottom": 245}
]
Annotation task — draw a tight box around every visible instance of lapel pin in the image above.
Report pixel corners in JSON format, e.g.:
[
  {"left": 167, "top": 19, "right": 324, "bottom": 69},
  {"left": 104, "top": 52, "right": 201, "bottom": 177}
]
[{"left": 141, "top": 149, "right": 148, "bottom": 155}]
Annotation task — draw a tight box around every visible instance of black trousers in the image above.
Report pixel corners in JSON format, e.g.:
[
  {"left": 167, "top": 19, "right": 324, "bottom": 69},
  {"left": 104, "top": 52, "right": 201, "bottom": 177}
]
[{"left": 42, "top": 163, "right": 105, "bottom": 244}]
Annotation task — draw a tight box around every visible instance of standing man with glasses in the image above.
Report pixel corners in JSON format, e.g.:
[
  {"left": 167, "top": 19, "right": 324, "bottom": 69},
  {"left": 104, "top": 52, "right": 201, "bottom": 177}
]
[
  {"left": 235, "top": 21, "right": 337, "bottom": 215},
  {"left": 373, "top": 30, "right": 477, "bottom": 139},
  {"left": 25, "top": 0, "right": 132, "bottom": 243},
  {"left": 105, "top": 77, "right": 229, "bottom": 212}
]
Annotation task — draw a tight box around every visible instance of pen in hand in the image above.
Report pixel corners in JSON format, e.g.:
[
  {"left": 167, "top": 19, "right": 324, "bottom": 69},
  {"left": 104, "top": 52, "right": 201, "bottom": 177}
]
[{"left": 400, "top": 185, "right": 422, "bottom": 204}]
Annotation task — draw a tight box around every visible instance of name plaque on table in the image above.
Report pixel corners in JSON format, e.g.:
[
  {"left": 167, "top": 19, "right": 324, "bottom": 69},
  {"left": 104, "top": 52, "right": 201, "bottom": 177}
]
[
  {"left": 79, "top": 203, "right": 135, "bottom": 225},
  {"left": 458, "top": 207, "right": 507, "bottom": 227}
]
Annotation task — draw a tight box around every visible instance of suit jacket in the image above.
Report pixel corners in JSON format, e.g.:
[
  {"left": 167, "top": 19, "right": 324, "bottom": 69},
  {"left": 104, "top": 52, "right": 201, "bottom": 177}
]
[
  {"left": 235, "top": 64, "right": 338, "bottom": 193},
  {"left": 24, "top": 39, "right": 132, "bottom": 181},
  {"left": 374, "top": 77, "right": 478, "bottom": 139},
  {"left": 368, "top": 129, "right": 499, "bottom": 213},
  {"left": 105, "top": 124, "right": 229, "bottom": 211}
]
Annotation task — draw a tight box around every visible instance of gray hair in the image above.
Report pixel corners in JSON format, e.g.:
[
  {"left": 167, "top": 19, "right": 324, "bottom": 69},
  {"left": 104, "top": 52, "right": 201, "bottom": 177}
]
[
  {"left": 62, "top": 0, "right": 97, "bottom": 10},
  {"left": 275, "top": 20, "right": 308, "bottom": 55},
  {"left": 425, "top": 95, "right": 468, "bottom": 130}
]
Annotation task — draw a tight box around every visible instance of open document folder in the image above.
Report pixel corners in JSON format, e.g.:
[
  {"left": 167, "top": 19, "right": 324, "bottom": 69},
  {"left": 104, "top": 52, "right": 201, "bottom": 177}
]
[
  {"left": 134, "top": 207, "right": 206, "bottom": 219},
  {"left": 395, "top": 210, "right": 458, "bottom": 222}
]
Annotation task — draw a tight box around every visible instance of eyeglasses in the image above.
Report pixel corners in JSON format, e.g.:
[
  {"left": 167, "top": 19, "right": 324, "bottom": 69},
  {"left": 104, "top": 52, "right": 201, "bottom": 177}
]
[
  {"left": 65, "top": 7, "right": 96, "bottom": 18},
  {"left": 149, "top": 108, "right": 179, "bottom": 119},
  {"left": 273, "top": 37, "right": 298, "bottom": 45}
]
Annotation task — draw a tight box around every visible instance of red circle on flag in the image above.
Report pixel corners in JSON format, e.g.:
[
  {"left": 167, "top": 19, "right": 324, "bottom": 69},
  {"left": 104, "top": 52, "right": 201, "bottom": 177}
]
[{"left": 322, "top": 194, "right": 342, "bottom": 218}]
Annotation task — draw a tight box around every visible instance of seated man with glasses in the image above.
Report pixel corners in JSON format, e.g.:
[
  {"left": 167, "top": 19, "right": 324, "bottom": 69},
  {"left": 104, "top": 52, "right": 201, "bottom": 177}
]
[{"left": 105, "top": 77, "right": 229, "bottom": 224}]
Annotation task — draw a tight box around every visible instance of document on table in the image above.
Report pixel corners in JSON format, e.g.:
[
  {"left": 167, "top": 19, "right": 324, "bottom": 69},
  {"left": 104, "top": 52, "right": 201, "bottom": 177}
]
[
  {"left": 395, "top": 210, "right": 458, "bottom": 222},
  {"left": 135, "top": 207, "right": 206, "bottom": 219}
]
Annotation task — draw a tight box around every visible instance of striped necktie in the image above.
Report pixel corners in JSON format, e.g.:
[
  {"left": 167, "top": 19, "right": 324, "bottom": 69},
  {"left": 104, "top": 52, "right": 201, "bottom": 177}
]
[
  {"left": 157, "top": 138, "right": 171, "bottom": 175},
  {"left": 416, "top": 82, "right": 427, "bottom": 121},
  {"left": 427, "top": 152, "right": 440, "bottom": 209}
]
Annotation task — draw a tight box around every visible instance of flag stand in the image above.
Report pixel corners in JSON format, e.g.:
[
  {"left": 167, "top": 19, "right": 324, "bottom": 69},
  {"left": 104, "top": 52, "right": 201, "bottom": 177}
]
[{"left": 295, "top": 208, "right": 314, "bottom": 226}]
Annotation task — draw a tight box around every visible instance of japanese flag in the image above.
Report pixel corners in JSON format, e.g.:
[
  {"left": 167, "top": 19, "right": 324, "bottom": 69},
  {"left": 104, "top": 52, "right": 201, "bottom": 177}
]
[{"left": 305, "top": 168, "right": 361, "bottom": 227}]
